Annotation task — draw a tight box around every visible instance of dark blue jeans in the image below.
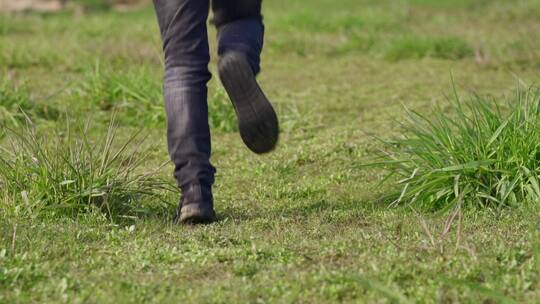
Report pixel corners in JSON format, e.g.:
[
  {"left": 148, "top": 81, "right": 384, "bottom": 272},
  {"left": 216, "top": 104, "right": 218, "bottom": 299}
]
[{"left": 153, "top": 0, "right": 264, "bottom": 189}]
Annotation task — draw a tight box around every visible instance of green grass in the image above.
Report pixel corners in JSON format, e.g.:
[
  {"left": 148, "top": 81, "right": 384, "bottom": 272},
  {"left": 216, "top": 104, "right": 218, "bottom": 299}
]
[
  {"left": 0, "top": 117, "right": 175, "bottom": 220},
  {"left": 208, "top": 86, "right": 238, "bottom": 133},
  {"left": 384, "top": 36, "right": 474, "bottom": 61},
  {"left": 76, "top": 63, "right": 165, "bottom": 126},
  {"left": 2, "top": 0, "right": 540, "bottom": 302},
  {"left": 0, "top": 81, "right": 59, "bottom": 124},
  {"left": 371, "top": 87, "right": 540, "bottom": 211}
]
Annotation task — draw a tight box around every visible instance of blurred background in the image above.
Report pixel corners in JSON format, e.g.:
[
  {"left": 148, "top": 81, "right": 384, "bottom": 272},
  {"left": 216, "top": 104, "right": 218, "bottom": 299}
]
[{"left": 0, "top": 0, "right": 146, "bottom": 12}]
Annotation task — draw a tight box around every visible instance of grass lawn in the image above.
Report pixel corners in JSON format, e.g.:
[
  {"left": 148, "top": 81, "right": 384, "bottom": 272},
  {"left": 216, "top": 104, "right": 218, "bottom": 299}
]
[{"left": 2, "top": 0, "right": 540, "bottom": 302}]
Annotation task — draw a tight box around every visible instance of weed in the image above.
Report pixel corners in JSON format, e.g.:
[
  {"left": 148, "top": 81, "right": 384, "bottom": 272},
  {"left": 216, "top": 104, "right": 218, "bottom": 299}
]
[
  {"left": 384, "top": 36, "right": 473, "bottom": 61},
  {"left": 329, "top": 33, "right": 375, "bottom": 56},
  {"left": 209, "top": 86, "right": 238, "bottom": 133},
  {"left": 76, "top": 64, "right": 165, "bottom": 127},
  {"left": 0, "top": 116, "right": 175, "bottom": 220},
  {"left": 0, "top": 81, "right": 59, "bottom": 124},
  {"left": 371, "top": 86, "right": 540, "bottom": 211}
]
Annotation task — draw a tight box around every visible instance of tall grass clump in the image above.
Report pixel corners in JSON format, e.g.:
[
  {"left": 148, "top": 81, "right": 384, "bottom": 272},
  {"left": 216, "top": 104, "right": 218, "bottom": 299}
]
[
  {"left": 0, "top": 116, "right": 175, "bottom": 220},
  {"left": 372, "top": 87, "right": 540, "bottom": 212},
  {"left": 384, "top": 36, "right": 473, "bottom": 61},
  {"left": 77, "top": 64, "right": 165, "bottom": 127},
  {"left": 0, "top": 81, "right": 59, "bottom": 124},
  {"left": 209, "top": 86, "right": 238, "bottom": 133}
]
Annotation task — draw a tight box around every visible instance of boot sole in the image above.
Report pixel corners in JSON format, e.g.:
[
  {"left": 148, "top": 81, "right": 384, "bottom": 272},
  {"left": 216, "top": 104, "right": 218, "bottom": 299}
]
[{"left": 218, "top": 52, "right": 279, "bottom": 154}]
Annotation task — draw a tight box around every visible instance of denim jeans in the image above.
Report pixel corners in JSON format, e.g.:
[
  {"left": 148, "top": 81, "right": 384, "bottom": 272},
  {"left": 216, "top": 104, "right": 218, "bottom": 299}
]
[{"left": 152, "top": 0, "right": 264, "bottom": 189}]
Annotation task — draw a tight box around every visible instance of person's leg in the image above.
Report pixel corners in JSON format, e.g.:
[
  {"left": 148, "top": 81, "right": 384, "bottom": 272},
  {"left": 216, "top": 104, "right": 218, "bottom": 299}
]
[
  {"left": 212, "top": 0, "right": 264, "bottom": 75},
  {"left": 153, "top": 0, "right": 215, "bottom": 223},
  {"left": 212, "top": 0, "right": 280, "bottom": 154}
]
